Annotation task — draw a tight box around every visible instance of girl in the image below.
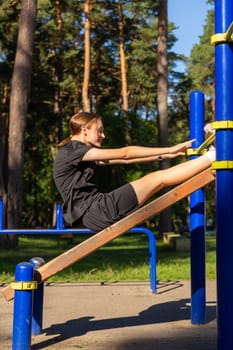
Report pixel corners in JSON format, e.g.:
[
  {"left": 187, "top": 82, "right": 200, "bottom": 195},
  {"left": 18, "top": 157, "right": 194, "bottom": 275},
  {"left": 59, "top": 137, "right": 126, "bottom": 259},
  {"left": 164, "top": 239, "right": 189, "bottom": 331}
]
[{"left": 53, "top": 112, "right": 215, "bottom": 232}]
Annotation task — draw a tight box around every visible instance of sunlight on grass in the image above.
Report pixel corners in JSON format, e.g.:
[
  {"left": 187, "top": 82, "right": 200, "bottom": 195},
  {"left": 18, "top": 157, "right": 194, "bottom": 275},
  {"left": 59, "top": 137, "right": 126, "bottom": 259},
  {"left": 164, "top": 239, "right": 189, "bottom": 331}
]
[{"left": 0, "top": 234, "right": 216, "bottom": 283}]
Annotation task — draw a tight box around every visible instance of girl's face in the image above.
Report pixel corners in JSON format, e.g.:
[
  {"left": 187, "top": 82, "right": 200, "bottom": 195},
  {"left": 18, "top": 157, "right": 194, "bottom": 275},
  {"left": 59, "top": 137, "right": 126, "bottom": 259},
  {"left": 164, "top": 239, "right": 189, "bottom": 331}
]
[{"left": 83, "top": 118, "right": 105, "bottom": 147}]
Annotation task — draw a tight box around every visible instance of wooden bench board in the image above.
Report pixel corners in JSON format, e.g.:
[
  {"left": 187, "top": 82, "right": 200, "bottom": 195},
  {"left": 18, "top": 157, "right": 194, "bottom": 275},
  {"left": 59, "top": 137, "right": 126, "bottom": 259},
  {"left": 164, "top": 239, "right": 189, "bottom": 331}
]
[{"left": 1, "top": 167, "right": 214, "bottom": 301}]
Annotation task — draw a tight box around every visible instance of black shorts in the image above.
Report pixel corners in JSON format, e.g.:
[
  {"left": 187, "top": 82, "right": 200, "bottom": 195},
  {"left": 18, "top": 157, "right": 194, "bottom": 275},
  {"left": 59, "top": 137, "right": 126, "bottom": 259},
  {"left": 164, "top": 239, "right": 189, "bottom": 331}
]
[{"left": 81, "top": 183, "right": 138, "bottom": 232}]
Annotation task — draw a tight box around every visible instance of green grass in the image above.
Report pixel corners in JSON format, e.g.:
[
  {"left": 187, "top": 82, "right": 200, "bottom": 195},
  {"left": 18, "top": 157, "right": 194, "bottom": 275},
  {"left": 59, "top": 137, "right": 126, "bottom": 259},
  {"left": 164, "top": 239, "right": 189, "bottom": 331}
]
[{"left": 0, "top": 233, "right": 216, "bottom": 283}]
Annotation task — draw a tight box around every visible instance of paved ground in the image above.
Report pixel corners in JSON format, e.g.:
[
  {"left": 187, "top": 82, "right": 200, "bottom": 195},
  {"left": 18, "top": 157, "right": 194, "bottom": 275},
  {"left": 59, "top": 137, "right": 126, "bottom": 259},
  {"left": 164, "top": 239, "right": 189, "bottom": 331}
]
[{"left": 0, "top": 280, "right": 217, "bottom": 349}]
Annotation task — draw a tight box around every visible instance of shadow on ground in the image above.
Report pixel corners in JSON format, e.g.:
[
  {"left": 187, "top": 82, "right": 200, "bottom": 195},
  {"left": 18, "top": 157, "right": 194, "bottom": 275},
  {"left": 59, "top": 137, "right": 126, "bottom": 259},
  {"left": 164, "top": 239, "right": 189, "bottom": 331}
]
[{"left": 32, "top": 297, "right": 216, "bottom": 350}]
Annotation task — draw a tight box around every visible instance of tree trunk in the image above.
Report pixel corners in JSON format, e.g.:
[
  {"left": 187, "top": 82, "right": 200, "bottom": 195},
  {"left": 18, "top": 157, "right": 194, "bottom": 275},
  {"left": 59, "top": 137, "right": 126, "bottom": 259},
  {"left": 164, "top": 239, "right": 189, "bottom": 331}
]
[
  {"left": 54, "top": 0, "right": 64, "bottom": 142},
  {"left": 0, "top": 84, "right": 9, "bottom": 248},
  {"left": 157, "top": 0, "right": 173, "bottom": 237},
  {"left": 82, "top": 0, "right": 92, "bottom": 112},
  {"left": 0, "top": 83, "right": 8, "bottom": 198},
  {"left": 7, "top": 0, "right": 37, "bottom": 246},
  {"left": 118, "top": 0, "right": 131, "bottom": 144}
]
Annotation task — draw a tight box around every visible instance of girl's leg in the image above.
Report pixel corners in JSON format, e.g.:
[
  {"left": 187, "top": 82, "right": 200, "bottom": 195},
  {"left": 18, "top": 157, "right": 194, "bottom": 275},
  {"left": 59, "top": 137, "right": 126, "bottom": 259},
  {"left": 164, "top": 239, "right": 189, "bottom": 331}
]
[{"left": 130, "top": 153, "right": 212, "bottom": 206}]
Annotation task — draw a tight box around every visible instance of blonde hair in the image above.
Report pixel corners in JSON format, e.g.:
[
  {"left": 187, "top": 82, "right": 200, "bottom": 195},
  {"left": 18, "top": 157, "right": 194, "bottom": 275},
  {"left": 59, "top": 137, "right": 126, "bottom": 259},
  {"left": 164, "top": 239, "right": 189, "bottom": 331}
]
[{"left": 58, "top": 111, "right": 102, "bottom": 147}]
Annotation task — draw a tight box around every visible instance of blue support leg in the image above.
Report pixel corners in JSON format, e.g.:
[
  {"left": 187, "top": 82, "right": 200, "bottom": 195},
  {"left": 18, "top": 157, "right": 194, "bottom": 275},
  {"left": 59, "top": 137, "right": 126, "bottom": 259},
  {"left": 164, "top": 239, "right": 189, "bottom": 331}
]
[
  {"left": 29, "top": 257, "right": 45, "bottom": 335},
  {"left": 189, "top": 91, "right": 206, "bottom": 324},
  {"left": 12, "top": 262, "right": 35, "bottom": 350},
  {"left": 214, "top": 0, "right": 233, "bottom": 348}
]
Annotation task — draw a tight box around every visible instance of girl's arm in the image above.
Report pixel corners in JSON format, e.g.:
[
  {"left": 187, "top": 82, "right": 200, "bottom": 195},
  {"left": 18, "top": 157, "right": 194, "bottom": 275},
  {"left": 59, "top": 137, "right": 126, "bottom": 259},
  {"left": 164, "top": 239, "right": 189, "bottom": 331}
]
[{"left": 82, "top": 140, "right": 194, "bottom": 164}]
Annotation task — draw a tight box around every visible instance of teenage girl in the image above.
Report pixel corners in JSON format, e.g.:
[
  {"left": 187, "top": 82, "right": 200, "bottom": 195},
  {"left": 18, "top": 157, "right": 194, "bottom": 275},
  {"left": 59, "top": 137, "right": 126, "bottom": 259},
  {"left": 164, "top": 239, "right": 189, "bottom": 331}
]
[{"left": 53, "top": 112, "right": 215, "bottom": 232}]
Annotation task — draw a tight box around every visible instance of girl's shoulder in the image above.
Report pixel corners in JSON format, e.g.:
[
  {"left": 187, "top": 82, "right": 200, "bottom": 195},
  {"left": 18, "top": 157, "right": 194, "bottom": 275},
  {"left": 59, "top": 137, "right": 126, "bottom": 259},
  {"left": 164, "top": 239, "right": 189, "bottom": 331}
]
[
  {"left": 61, "top": 140, "right": 90, "bottom": 151},
  {"left": 58, "top": 141, "right": 92, "bottom": 163}
]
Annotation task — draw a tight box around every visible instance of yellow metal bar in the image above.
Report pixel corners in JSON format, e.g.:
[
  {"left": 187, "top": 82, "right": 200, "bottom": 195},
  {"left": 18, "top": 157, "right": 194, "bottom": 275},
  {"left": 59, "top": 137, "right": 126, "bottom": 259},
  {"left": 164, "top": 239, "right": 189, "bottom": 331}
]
[
  {"left": 211, "top": 22, "right": 233, "bottom": 44},
  {"left": 186, "top": 133, "right": 215, "bottom": 156},
  {"left": 196, "top": 133, "right": 215, "bottom": 153}
]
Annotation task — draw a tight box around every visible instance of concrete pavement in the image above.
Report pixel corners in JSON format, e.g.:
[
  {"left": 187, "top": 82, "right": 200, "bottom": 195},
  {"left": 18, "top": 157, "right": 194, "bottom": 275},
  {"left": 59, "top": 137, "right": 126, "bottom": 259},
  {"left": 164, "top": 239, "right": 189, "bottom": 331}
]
[{"left": 0, "top": 280, "right": 217, "bottom": 349}]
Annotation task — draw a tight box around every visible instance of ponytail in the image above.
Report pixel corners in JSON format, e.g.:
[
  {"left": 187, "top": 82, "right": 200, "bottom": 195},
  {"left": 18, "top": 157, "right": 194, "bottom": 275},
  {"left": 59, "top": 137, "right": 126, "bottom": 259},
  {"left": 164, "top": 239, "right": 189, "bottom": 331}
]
[{"left": 57, "top": 135, "right": 72, "bottom": 148}]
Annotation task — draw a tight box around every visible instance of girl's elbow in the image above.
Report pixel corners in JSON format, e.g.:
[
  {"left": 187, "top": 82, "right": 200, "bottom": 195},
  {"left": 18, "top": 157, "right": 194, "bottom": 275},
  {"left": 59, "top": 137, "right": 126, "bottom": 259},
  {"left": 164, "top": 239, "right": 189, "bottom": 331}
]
[{"left": 122, "top": 146, "right": 130, "bottom": 160}]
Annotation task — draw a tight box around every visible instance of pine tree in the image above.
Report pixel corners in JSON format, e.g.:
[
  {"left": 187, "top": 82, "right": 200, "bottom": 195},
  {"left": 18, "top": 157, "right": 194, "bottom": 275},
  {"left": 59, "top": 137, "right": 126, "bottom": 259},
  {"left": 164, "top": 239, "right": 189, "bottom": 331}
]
[
  {"left": 7, "top": 0, "right": 37, "bottom": 247},
  {"left": 188, "top": 7, "right": 215, "bottom": 120}
]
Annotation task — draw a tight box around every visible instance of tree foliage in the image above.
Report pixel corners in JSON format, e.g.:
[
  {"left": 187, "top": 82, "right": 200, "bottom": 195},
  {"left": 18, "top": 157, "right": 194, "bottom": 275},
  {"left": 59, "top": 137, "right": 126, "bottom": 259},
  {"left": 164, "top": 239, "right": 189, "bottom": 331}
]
[
  {"left": 188, "top": 7, "right": 215, "bottom": 120},
  {"left": 0, "top": 0, "right": 215, "bottom": 232}
]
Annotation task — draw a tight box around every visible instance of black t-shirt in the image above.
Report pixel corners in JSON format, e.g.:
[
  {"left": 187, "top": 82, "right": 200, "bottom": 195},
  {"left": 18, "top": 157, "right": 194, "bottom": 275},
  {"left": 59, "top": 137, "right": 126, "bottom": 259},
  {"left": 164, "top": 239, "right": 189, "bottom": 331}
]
[{"left": 53, "top": 141, "right": 99, "bottom": 225}]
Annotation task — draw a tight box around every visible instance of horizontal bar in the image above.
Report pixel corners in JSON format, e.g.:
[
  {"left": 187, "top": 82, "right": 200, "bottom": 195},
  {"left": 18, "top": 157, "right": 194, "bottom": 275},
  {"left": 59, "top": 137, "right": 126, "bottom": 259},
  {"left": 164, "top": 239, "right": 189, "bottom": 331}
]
[{"left": 0, "top": 227, "right": 149, "bottom": 235}]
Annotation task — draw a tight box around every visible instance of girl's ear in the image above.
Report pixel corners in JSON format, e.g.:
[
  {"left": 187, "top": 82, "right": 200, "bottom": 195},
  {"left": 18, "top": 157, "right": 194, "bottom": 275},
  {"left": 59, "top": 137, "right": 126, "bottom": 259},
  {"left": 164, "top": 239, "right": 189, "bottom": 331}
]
[{"left": 81, "top": 126, "right": 88, "bottom": 136}]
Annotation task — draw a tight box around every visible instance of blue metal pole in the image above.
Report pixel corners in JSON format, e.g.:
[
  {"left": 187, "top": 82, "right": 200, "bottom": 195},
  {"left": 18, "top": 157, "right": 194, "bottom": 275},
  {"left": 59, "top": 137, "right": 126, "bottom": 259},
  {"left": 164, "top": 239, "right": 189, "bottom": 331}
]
[
  {"left": 130, "top": 227, "right": 157, "bottom": 294},
  {"left": 12, "top": 262, "right": 34, "bottom": 350},
  {"left": 214, "top": 1, "right": 233, "bottom": 348},
  {"left": 189, "top": 91, "right": 206, "bottom": 324},
  {"left": 56, "top": 203, "right": 63, "bottom": 230},
  {"left": 29, "top": 257, "right": 45, "bottom": 335}
]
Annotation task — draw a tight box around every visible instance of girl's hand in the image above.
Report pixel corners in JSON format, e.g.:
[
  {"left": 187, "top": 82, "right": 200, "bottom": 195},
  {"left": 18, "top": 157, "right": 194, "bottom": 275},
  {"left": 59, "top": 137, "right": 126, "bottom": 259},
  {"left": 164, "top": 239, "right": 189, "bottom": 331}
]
[
  {"left": 204, "top": 123, "right": 214, "bottom": 134},
  {"left": 169, "top": 139, "right": 195, "bottom": 156}
]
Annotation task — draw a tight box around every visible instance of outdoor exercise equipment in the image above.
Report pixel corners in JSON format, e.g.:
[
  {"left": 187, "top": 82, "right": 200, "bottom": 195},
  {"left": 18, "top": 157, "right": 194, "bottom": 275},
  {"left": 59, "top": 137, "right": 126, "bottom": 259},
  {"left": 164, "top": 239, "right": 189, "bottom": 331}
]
[
  {"left": 189, "top": 91, "right": 206, "bottom": 325},
  {"left": 12, "top": 262, "right": 35, "bottom": 350},
  {"left": 211, "top": 0, "right": 233, "bottom": 348},
  {"left": 1, "top": 167, "right": 214, "bottom": 302},
  {"left": 29, "top": 257, "right": 45, "bottom": 335},
  {"left": 2, "top": 2, "right": 233, "bottom": 349},
  {"left": 0, "top": 200, "right": 157, "bottom": 295}
]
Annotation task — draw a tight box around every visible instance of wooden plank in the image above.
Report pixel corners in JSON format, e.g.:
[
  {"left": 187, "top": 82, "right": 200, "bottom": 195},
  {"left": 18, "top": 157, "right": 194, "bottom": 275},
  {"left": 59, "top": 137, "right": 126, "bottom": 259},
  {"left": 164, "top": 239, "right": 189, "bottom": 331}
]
[{"left": 1, "top": 168, "right": 214, "bottom": 301}]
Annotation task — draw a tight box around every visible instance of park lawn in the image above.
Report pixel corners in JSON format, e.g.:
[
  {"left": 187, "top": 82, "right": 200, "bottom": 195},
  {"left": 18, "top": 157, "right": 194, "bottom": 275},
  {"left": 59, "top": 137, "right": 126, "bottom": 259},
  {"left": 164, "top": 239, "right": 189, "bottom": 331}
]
[{"left": 0, "top": 233, "right": 216, "bottom": 283}]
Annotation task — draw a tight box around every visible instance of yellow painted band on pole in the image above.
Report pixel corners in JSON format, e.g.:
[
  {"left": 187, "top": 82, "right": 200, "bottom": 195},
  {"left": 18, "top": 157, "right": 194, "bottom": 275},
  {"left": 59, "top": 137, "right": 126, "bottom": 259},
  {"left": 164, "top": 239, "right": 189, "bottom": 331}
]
[
  {"left": 212, "top": 120, "right": 233, "bottom": 129},
  {"left": 11, "top": 281, "right": 38, "bottom": 291},
  {"left": 212, "top": 161, "right": 233, "bottom": 170}
]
